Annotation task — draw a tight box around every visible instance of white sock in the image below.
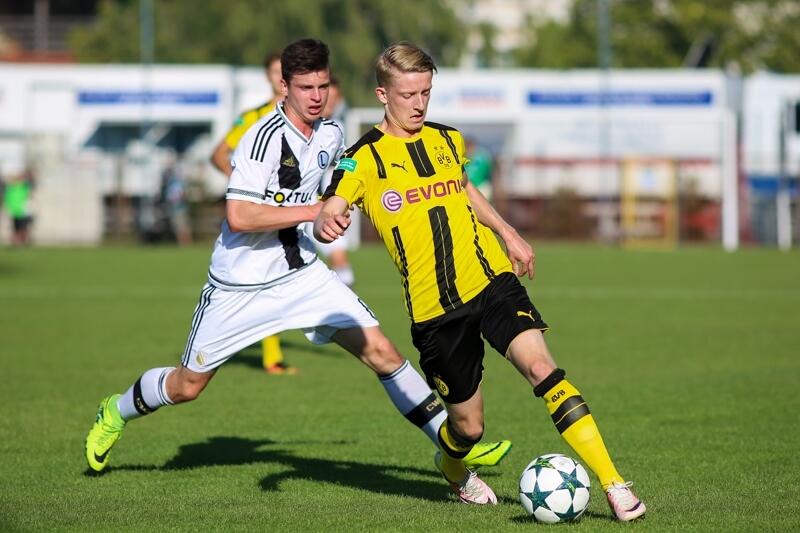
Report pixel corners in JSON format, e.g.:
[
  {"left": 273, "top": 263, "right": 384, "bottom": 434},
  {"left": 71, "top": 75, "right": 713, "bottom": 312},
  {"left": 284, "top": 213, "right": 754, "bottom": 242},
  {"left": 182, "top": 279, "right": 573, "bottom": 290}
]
[
  {"left": 379, "top": 360, "right": 447, "bottom": 444},
  {"left": 117, "top": 367, "right": 175, "bottom": 421}
]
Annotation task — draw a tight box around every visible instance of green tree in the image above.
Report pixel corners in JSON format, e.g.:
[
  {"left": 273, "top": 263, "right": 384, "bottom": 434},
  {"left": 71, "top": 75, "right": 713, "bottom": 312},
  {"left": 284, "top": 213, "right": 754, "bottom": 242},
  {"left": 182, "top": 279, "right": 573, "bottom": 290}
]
[
  {"left": 69, "top": 0, "right": 466, "bottom": 105},
  {"left": 475, "top": 21, "right": 498, "bottom": 67},
  {"left": 513, "top": 0, "right": 800, "bottom": 73}
]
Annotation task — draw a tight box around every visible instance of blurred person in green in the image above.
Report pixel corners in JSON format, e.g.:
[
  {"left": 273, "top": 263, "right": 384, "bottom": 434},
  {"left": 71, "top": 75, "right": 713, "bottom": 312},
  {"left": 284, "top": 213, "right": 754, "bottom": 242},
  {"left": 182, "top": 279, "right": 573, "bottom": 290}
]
[
  {"left": 464, "top": 137, "right": 493, "bottom": 201},
  {"left": 3, "top": 164, "right": 35, "bottom": 246}
]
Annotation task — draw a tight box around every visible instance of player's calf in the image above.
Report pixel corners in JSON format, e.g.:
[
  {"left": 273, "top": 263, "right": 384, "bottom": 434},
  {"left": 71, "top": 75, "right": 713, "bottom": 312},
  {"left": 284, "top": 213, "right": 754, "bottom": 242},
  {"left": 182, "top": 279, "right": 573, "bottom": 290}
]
[{"left": 433, "top": 437, "right": 497, "bottom": 505}]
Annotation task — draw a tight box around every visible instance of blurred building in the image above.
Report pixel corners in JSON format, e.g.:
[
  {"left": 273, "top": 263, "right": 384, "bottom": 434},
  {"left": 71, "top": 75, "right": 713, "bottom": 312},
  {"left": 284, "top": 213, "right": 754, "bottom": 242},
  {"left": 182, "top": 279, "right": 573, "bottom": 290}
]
[
  {"left": 0, "top": 63, "right": 272, "bottom": 245},
  {"left": 0, "top": 0, "right": 97, "bottom": 63},
  {"left": 0, "top": 62, "right": 797, "bottom": 249},
  {"left": 345, "top": 67, "right": 742, "bottom": 248}
]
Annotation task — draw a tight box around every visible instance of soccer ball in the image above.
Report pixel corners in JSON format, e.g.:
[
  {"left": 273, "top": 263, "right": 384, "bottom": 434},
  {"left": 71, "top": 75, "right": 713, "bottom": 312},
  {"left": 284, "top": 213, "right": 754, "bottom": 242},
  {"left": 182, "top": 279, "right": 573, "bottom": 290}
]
[{"left": 519, "top": 453, "right": 591, "bottom": 523}]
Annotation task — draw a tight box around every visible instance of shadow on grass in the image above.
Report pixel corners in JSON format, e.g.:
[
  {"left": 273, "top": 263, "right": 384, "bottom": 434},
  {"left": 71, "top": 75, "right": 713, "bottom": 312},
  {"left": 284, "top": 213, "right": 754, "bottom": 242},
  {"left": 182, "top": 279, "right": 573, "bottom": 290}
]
[
  {"left": 509, "top": 509, "right": 617, "bottom": 524},
  {"left": 226, "top": 340, "right": 347, "bottom": 371},
  {"left": 100, "top": 435, "right": 449, "bottom": 502}
]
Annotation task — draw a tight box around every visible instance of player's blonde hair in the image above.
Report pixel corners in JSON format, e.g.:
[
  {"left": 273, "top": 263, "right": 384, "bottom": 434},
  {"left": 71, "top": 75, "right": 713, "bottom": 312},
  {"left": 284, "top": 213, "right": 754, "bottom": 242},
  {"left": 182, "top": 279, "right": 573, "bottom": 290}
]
[{"left": 375, "top": 41, "right": 437, "bottom": 87}]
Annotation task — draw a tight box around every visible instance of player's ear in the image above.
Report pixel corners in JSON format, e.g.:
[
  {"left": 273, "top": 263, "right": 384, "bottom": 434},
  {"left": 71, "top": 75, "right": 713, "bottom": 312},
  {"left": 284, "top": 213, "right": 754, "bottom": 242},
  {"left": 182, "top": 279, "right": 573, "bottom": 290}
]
[
  {"left": 280, "top": 78, "right": 289, "bottom": 97},
  {"left": 375, "top": 86, "right": 388, "bottom": 105}
]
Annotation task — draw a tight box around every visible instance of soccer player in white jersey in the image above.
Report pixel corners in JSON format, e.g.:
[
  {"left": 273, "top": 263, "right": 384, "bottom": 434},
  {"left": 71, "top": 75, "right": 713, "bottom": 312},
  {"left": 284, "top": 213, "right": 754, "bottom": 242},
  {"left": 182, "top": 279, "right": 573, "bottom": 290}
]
[{"left": 84, "top": 39, "right": 509, "bottom": 500}]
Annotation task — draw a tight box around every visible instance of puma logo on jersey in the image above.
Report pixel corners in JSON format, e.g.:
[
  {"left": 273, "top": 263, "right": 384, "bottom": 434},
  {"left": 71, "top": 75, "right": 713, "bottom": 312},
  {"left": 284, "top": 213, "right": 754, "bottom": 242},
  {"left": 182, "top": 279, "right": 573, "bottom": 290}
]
[
  {"left": 517, "top": 310, "right": 535, "bottom": 321},
  {"left": 391, "top": 161, "right": 408, "bottom": 172}
]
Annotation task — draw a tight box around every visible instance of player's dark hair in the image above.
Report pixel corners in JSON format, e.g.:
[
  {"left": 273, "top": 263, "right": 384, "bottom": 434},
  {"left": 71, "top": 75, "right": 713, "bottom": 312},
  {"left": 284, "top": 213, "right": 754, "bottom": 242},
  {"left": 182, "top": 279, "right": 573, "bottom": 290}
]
[
  {"left": 281, "top": 39, "right": 330, "bottom": 83},
  {"left": 263, "top": 50, "right": 282, "bottom": 70}
]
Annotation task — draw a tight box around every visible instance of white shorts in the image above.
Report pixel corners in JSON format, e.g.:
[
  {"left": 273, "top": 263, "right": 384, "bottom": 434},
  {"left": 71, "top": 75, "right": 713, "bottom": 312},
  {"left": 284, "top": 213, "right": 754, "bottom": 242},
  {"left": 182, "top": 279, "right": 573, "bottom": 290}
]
[{"left": 180, "top": 260, "right": 378, "bottom": 372}]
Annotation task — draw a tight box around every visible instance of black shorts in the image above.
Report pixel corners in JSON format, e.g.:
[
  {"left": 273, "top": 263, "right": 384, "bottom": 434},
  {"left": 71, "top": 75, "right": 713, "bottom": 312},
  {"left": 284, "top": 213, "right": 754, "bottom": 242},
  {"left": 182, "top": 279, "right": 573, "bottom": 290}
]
[
  {"left": 410, "top": 272, "right": 548, "bottom": 404},
  {"left": 13, "top": 216, "right": 32, "bottom": 232}
]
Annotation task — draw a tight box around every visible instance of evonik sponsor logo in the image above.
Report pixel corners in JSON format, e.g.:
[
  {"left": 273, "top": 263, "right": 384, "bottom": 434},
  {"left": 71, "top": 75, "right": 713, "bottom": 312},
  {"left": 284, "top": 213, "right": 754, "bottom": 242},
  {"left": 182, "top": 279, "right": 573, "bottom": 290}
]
[
  {"left": 404, "top": 179, "right": 462, "bottom": 204},
  {"left": 381, "top": 179, "right": 464, "bottom": 213}
]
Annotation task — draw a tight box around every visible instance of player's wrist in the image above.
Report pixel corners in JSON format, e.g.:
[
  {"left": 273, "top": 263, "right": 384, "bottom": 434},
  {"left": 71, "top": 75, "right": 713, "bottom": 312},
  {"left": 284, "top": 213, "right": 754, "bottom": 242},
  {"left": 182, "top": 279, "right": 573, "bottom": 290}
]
[{"left": 497, "top": 224, "right": 517, "bottom": 241}]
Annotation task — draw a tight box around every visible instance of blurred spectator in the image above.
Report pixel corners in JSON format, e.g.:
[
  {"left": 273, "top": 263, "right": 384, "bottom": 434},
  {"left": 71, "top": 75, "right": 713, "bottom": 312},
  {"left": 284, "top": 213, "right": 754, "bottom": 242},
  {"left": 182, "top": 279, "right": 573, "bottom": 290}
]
[
  {"left": 3, "top": 164, "right": 35, "bottom": 246},
  {"left": 210, "top": 50, "right": 283, "bottom": 178},
  {"left": 158, "top": 155, "right": 192, "bottom": 246},
  {"left": 465, "top": 137, "right": 493, "bottom": 201}
]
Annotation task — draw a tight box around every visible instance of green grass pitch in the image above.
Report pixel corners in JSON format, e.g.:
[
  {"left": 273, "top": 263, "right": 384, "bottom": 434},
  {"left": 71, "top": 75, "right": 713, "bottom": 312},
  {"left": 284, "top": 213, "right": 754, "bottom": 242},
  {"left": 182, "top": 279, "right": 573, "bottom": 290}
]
[{"left": 1, "top": 243, "right": 798, "bottom": 531}]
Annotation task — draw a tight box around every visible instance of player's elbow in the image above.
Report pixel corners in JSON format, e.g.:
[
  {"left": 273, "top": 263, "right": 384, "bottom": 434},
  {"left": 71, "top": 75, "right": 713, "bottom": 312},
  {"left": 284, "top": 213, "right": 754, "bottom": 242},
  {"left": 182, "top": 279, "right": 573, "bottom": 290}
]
[
  {"left": 209, "top": 152, "right": 221, "bottom": 172},
  {"left": 210, "top": 143, "right": 231, "bottom": 174},
  {"left": 226, "top": 204, "right": 250, "bottom": 233}
]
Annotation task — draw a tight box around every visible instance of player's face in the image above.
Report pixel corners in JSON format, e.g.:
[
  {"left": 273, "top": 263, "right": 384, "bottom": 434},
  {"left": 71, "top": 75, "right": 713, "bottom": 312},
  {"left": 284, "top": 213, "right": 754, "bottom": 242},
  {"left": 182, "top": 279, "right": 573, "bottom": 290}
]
[
  {"left": 323, "top": 85, "right": 341, "bottom": 118},
  {"left": 282, "top": 69, "right": 330, "bottom": 126},
  {"left": 376, "top": 70, "right": 432, "bottom": 136},
  {"left": 266, "top": 59, "right": 283, "bottom": 97}
]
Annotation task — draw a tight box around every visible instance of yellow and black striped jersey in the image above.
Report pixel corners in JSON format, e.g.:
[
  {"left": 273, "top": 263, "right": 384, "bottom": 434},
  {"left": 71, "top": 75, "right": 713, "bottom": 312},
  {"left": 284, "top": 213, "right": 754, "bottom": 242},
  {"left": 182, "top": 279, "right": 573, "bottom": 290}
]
[
  {"left": 325, "top": 122, "right": 512, "bottom": 323},
  {"left": 223, "top": 99, "right": 278, "bottom": 149}
]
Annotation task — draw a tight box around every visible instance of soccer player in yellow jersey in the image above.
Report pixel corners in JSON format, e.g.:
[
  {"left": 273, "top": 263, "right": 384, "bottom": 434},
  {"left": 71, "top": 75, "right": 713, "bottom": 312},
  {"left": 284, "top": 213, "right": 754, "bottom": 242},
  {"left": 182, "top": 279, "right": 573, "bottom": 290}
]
[
  {"left": 315, "top": 42, "right": 646, "bottom": 519},
  {"left": 210, "top": 50, "right": 295, "bottom": 375}
]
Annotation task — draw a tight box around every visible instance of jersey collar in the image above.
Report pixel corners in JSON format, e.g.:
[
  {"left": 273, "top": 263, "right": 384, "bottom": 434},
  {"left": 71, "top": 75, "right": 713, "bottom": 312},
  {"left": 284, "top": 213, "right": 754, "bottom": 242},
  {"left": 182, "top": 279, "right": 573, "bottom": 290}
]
[
  {"left": 277, "top": 102, "right": 319, "bottom": 145},
  {"left": 375, "top": 124, "right": 424, "bottom": 142}
]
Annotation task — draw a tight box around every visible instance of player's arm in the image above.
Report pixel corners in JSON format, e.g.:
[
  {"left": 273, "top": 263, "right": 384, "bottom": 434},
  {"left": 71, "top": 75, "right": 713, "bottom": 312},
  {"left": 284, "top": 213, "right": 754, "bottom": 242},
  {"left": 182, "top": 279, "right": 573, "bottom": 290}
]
[
  {"left": 226, "top": 126, "right": 319, "bottom": 233},
  {"left": 227, "top": 200, "right": 320, "bottom": 233},
  {"left": 313, "top": 195, "right": 351, "bottom": 243},
  {"left": 210, "top": 139, "right": 233, "bottom": 176},
  {"left": 465, "top": 180, "right": 535, "bottom": 279},
  {"left": 211, "top": 112, "right": 251, "bottom": 176}
]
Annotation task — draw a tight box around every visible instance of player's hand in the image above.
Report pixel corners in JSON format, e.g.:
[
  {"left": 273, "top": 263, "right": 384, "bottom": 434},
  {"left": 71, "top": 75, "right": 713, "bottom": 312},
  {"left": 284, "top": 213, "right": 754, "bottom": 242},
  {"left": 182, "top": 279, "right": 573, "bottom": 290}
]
[
  {"left": 317, "top": 212, "right": 351, "bottom": 242},
  {"left": 503, "top": 229, "right": 535, "bottom": 279}
]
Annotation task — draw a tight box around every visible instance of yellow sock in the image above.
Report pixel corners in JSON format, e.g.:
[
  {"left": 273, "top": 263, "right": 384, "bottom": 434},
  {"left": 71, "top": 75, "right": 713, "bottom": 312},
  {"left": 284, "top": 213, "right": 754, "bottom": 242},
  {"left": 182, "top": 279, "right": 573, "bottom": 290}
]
[
  {"left": 536, "top": 369, "right": 624, "bottom": 489},
  {"left": 262, "top": 335, "right": 284, "bottom": 368},
  {"left": 436, "top": 423, "right": 471, "bottom": 483}
]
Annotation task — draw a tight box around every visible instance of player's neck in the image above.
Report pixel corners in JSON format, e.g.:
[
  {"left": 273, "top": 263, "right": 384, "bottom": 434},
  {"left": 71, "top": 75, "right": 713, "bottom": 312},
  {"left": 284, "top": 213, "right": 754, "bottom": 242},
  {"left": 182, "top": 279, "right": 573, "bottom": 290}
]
[
  {"left": 378, "top": 116, "right": 422, "bottom": 139},
  {"left": 281, "top": 101, "right": 314, "bottom": 139}
]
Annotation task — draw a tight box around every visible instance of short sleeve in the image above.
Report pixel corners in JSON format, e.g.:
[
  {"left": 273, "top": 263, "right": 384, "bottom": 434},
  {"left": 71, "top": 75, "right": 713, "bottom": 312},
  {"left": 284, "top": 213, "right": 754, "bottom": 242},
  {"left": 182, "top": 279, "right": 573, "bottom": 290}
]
[
  {"left": 322, "top": 152, "right": 366, "bottom": 207},
  {"left": 457, "top": 131, "right": 470, "bottom": 171},
  {"left": 319, "top": 144, "right": 346, "bottom": 194},
  {"left": 226, "top": 141, "right": 271, "bottom": 203}
]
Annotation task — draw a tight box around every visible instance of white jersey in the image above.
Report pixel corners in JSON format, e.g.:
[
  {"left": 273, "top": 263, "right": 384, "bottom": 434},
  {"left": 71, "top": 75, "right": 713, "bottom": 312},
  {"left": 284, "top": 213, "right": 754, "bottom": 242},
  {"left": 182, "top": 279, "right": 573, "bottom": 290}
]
[{"left": 208, "top": 103, "right": 344, "bottom": 290}]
